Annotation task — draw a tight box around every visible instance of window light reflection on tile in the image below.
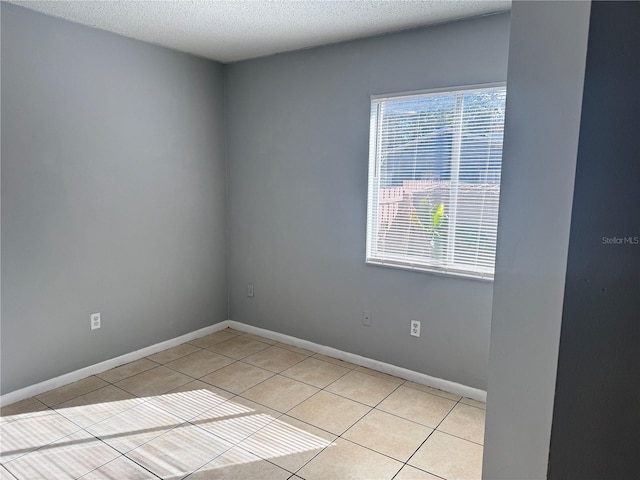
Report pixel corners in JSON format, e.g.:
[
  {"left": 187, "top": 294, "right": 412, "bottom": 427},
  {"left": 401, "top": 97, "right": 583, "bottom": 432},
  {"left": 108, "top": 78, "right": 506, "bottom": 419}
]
[
  {"left": 84, "top": 402, "right": 184, "bottom": 453},
  {"left": 0, "top": 398, "right": 50, "bottom": 424},
  {"left": 126, "top": 423, "right": 232, "bottom": 479},
  {"left": 0, "top": 411, "right": 80, "bottom": 463},
  {"left": 55, "top": 396, "right": 142, "bottom": 428},
  {"left": 207, "top": 444, "right": 261, "bottom": 467},
  {"left": 3, "top": 389, "right": 337, "bottom": 478},
  {"left": 190, "top": 446, "right": 291, "bottom": 480},
  {"left": 80, "top": 456, "right": 157, "bottom": 480},
  {"left": 240, "top": 418, "right": 335, "bottom": 461},
  {"left": 197, "top": 413, "right": 275, "bottom": 444},
  {"left": 201, "top": 396, "right": 254, "bottom": 418},
  {"left": 3, "top": 430, "right": 119, "bottom": 480},
  {"left": 146, "top": 387, "right": 229, "bottom": 421}
]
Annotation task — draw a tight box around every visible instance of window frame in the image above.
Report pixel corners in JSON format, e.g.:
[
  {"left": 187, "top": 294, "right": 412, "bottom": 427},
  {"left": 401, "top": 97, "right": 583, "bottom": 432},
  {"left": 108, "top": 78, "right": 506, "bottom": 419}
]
[{"left": 366, "top": 82, "right": 507, "bottom": 281}]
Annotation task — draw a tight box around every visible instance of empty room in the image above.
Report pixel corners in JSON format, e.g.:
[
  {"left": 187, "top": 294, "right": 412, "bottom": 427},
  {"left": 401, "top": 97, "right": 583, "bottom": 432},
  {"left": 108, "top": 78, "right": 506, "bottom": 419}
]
[{"left": 1, "top": 1, "right": 637, "bottom": 479}]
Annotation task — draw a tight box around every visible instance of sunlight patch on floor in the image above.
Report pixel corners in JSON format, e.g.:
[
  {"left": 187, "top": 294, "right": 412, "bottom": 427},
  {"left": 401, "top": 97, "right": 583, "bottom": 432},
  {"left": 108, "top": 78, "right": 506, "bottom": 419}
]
[{"left": 1, "top": 389, "right": 335, "bottom": 479}]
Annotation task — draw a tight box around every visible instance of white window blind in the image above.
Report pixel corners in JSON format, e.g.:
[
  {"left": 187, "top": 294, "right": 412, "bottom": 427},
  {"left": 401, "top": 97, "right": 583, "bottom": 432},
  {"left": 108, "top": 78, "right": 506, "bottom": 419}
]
[{"left": 366, "top": 84, "right": 507, "bottom": 280}]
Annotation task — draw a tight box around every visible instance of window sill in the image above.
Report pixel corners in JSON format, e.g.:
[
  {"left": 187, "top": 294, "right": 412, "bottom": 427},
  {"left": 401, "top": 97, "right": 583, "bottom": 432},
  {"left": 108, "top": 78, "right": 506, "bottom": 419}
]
[{"left": 365, "top": 257, "right": 494, "bottom": 282}]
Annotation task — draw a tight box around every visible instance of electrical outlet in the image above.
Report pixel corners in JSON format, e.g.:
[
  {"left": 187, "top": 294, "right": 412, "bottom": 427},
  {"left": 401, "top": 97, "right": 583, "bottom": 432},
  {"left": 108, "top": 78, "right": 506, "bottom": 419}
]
[
  {"left": 247, "top": 283, "right": 255, "bottom": 298},
  {"left": 91, "top": 313, "right": 101, "bottom": 331},
  {"left": 362, "top": 311, "right": 372, "bottom": 327},
  {"left": 410, "top": 320, "right": 421, "bottom": 337}
]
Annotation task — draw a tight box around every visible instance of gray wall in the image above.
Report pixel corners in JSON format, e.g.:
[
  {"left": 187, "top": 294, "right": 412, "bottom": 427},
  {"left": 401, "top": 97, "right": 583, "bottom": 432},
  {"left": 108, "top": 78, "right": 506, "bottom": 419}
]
[
  {"left": 549, "top": 2, "right": 640, "bottom": 477},
  {"left": 226, "top": 13, "right": 510, "bottom": 389},
  {"left": 1, "top": 4, "right": 228, "bottom": 394},
  {"left": 483, "top": 1, "right": 591, "bottom": 478}
]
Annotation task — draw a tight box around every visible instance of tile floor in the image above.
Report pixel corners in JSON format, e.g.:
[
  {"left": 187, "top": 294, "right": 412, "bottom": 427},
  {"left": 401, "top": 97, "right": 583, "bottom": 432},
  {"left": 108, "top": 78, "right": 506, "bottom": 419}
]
[{"left": 0, "top": 328, "right": 486, "bottom": 480}]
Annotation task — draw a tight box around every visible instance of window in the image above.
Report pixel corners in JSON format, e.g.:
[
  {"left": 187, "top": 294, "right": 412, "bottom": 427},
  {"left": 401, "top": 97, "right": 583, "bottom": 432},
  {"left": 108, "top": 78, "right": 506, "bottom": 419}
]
[{"left": 366, "top": 84, "right": 506, "bottom": 280}]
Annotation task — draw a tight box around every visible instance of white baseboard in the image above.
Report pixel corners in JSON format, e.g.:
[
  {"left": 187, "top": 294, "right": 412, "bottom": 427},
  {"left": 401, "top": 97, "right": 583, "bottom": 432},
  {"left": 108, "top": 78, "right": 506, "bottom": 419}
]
[
  {"left": 1, "top": 319, "right": 486, "bottom": 406},
  {"left": 227, "top": 320, "right": 487, "bottom": 402},
  {"left": 0, "top": 321, "right": 231, "bottom": 407}
]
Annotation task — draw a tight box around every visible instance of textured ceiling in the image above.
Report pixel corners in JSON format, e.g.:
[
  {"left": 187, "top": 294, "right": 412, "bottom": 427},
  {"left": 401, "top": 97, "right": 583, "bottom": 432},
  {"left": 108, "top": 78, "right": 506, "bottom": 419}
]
[{"left": 8, "top": 1, "right": 511, "bottom": 63}]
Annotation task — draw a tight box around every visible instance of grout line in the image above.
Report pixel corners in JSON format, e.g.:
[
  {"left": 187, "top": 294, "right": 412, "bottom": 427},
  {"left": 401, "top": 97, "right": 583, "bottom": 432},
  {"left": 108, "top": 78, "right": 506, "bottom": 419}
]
[
  {"left": 431, "top": 396, "right": 485, "bottom": 445},
  {"left": 0, "top": 466, "right": 18, "bottom": 480},
  {"left": 273, "top": 367, "right": 410, "bottom": 476},
  {"left": 36, "top": 375, "right": 112, "bottom": 409},
  {"left": 278, "top": 359, "right": 355, "bottom": 390},
  {"left": 390, "top": 463, "right": 448, "bottom": 480},
  {"left": 4, "top": 332, "right": 483, "bottom": 480},
  {"left": 83, "top": 433, "right": 164, "bottom": 480},
  {"left": 402, "top": 398, "right": 461, "bottom": 473}
]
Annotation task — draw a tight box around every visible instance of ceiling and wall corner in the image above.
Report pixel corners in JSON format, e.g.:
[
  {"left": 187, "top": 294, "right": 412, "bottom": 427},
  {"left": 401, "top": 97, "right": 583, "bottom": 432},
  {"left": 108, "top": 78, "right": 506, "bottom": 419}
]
[
  {"left": 0, "top": 0, "right": 511, "bottom": 398},
  {"left": 6, "top": 0, "right": 511, "bottom": 63},
  {"left": 224, "top": 11, "right": 510, "bottom": 392},
  {"left": 1, "top": 2, "right": 229, "bottom": 394}
]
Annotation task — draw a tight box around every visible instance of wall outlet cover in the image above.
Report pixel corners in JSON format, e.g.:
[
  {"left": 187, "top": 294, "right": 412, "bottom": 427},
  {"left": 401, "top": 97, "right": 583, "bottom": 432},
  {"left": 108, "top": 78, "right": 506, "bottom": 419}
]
[
  {"left": 410, "top": 320, "right": 421, "bottom": 337},
  {"left": 91, "top": 313, "right": 101, "bottom": 331}
]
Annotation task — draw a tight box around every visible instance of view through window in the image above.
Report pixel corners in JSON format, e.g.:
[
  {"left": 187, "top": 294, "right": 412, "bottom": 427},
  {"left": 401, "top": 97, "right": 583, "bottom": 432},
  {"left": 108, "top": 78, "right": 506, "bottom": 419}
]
[{"left": 366, "top": 84, "right": 507, "bottom": 279}]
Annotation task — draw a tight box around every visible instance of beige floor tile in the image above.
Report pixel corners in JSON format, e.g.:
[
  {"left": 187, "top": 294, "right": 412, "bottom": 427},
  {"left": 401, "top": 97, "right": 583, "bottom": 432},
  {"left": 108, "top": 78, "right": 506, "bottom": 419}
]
[
  {"left": 147, "top": 380, "right": 233, "bottom": 421},
  {"left": 325, "top": 370, "right": 400, "bottom": 407},
  {"left": 394, "top": 465, "right": 442, "bottom": 480},
  {"left": 297, "top": 438, "right": 402, "bottom": 480},
  {"left": 0, "top": 398, "right": 48, "bottom": 423},
  {"left": 4, "top": 430, "right": 120, "bottom": 480},
  {"left": 0, "top": 409, "right": 81, "bottom": 463},
  {"left": 343, "top": 409, "right": 432, "bottom": 462},
  {"left": 377, "top": 386, "right": 456, "bottom": 428},
  {"left": 0, "top": 331, "right": 487, "bottom": 480},
  {"left": 224, "top": 328, "right": 247, "bottom": 336},
  {"left": 409, "top": 431, "right": 483, "bottom": 480},
  {"left": 146, "top": 343, "right": 201, "bottom": 364},
  {"left": 312, "top": 354, "right": 357, "bottom": 369},
  {"left": 460, "top": 397, "right": 487, "bottom": 409},
  {"left": 238, "top": 415, "right": 336, "bottom": 472},
  {"left": 96, "top": 358, "right": 158, "bottom": 383},
  {"left": 437, "top": 403, "right": 486, "bottom": 444},
  {"left": 288, "top": 391, "right": 370, "bottom": 435},
  {"left": 208, "top": 336, "right": 271, "bottom": 359},
  {"left": 243, "top": 346, "right": 308, "bottom": 373},
  {"left": 126, "top": 423, "right": 232, "bottom": 479},
  {"left": 195, "top": 396, "right": 280, "bottom": 444},
  {"left": 35, "top": 376, "right": 109, "bottom": 407},
  {"left": 241, "top": 375, "right": 319, "bottom": 413},
  {"left": 275, "top": 342, "right": 315, "bottom": 356},
  {"left": 81, "top": 456, "right": 159, "bottom": 480},
  {"left": 165, "top": 349, "right": 235, "bottom": 378},
  {"left": 354, "top": 366, "right": 406, "bottom": 385},
  {"left": 54, "top": 384, "right": 141, "bottom": 428},
  {"left": 200, "top": 362, "right": 274, "bottom": 394},
  {"left": 404, "top": 382, "right": 462, "bottom": 401},
  {"left": 85, "top": 402, "right": 183, "bottom": 453},
  {"left": 189, "top": 330, "right": 239, "bottom": 349},
  {"left": 242, "top": 333, "right": 278, "bottom": 345},
  {"left": 281, "top": 357, "right": 350, "bottom": 388},
  {"left": 115, "top": 366, "right": 192, "bottom": 397},
  {"left": 189, "top": 446, "right": 290, "bottom": 480}
]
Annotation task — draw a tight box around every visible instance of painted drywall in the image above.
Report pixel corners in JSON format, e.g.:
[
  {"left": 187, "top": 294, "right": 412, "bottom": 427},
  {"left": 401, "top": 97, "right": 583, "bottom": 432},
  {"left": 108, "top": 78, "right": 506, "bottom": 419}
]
[
  {"left": 225, "top": 13, "right": 510, "bottom": 389},
  {"left": 482, "top": 1, "right": 591, "bottom": 478},
  {"left": 1, "top": 4, "right": 227, "bottom": 394},
  {"left": 548, "top": 2, "right": 640, "bottom": 478}
]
